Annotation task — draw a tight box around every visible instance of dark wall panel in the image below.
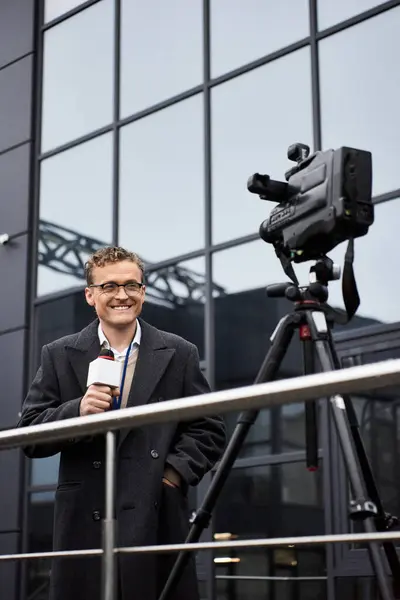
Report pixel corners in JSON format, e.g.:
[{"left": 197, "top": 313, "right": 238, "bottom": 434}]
[
  {"left": 0, "top": 533, "right": 19, "bottom": 598},
  {"left": 0, "top": 56, "right": 33, "bottom": 153},
  {"left": 0, "top": 328, "right": 26, "bottom": 427},
  {"left": 0, "top": 144, "right": 31, "bottom": 236},
  {"left": 0, "top": 450, "right": 21, "bottom": 533},
  {"left": 0, "top": 0, "right": 34, "bottom": 68},
  {"left": 0, "top": 235, "right": 28, "bottom": 332}
]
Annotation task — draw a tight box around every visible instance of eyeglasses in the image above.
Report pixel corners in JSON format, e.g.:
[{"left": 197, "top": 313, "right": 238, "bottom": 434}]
[{"left": 89, "top": 281, "right": 144, "bottom": 295}]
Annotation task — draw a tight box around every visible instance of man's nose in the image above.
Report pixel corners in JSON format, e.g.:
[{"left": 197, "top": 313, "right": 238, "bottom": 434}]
[{"left": 115, "top": 286, "right": 129, "bottom": 299}]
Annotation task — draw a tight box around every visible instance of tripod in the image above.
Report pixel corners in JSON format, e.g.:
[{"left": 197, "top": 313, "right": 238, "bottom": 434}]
[{"left": 158, "top": 257, "right": 400, "bottom": 600}]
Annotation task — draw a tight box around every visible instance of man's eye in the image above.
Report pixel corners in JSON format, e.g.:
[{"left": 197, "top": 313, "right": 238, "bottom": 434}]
[{"left": 103, "top": 283, "right": 116, "bottom": 291}]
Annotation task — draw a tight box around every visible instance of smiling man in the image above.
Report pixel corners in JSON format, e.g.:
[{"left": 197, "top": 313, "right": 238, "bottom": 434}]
[{"left": 18, "top": 246, "right": 226, "bottom": 600}]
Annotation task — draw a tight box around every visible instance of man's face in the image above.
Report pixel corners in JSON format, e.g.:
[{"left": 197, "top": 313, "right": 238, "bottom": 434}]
[{"left": 85, "top": 260, "right": 145, "bottom": 329}]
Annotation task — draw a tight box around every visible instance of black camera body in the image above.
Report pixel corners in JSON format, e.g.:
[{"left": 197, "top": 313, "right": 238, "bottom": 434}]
[{"left": 248, "top": 143, "right": 374, "bottom": 264}]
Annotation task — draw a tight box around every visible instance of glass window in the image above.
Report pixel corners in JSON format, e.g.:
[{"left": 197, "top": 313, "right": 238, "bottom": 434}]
[
  {"left": 119, "top": 95, "right": 205, "bottom": 262},
  {"left": 41, "top": 0, "right": 114, "bottom": 152},
  {"left": 37, "top": 134, "right": 113, "bottom": 297},
  {"left": 336, "top": 345, "right": 400, "bottom": 541},
  {"left": 213, "top": 463, "right": 325, "bottom": 592},
  {"left": 317, "top": 0, "right": 387, "bottom": 30},
  {"left": 27, "top": 492, "right": 55, "bottom": 598},
  {"left": 31, "top": 456, "right": 60, "bottom": 487},
  {"left": 213, "top": 463, "right": 324, "bottom": 537},
  {"left": 44, "top": 0, "right": 88, "bottom": 23},
  {"left": 336, "top": 577, "right": 380, "bottom": 600},
  {"left": 120, "top": 0, "right": 203, "bottom": 116},
  {"left": 319, "top": 7, "right": 400, "bottom": 196},
  {"left": 326, "top": 199, "right": 400, "bottom": 325},
  {"left": 210, "top": 0, "right": 309, "bottom": 78},
  {"left": 213, "top": 240, "right": 313, "bottom": 457},
  {"left": 35, "top": 290, "right": 102, "bottom": 370},
  {"left": 211, "top": 48, "right": 313, "bottom": 245},
  {"left": 142, "top": 256, "right": 206, "bottom": 359},
  {"left": 216, "top": 578, "right": 326, "bottom": 600}
]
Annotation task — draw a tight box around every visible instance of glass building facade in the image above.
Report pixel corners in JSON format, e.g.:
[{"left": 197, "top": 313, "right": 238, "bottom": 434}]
[{"left": 1, "top": 1, "right": 400, "bottom": 599}]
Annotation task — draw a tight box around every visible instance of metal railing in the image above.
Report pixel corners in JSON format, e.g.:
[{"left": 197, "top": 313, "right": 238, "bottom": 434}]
[{"left": 2, "top": 358, "right": 400, "bottom": 600}]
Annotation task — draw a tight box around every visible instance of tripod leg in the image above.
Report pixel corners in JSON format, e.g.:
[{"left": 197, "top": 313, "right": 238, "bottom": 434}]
[
  {"left": 157, "top": 313, "right": 299, "bottom": 600},
  {"left": 308, "top": 315, "right": 395, "bottom": 600},
  {"left": 302, "top": 337, "right": 319, "bottom": 470},
  {"left": 326, "top": 332, "right": 400, "bottom": 597}
]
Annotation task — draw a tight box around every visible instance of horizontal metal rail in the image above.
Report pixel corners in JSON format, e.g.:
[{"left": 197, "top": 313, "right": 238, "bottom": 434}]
[
  {"left": 3, "top": 359, "right": 400, "bottom": 599},
  {"left": 2, "top": 358, "right": 400, "bottom": 451},
  {"left": 2, "top": 530, "right": 400, "bottom": 562},
  {"left": 215, "top": 576, "right": 328, "bottom": 581}
]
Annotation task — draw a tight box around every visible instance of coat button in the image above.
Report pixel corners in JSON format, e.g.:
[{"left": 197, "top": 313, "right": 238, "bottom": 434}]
[
  {"left": 92, "top": 510, "right": 101, "bottom": 521},
  {"left": 93, "top": 461, "right": 101, "bottom": 469},
  {"left": 150, "top": 449, "right": 159, "bottom": 459}
]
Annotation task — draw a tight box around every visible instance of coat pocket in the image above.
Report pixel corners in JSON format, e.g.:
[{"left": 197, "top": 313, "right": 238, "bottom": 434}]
[{"left": 56, "top": 481, "right": 82, "bottom": 491}]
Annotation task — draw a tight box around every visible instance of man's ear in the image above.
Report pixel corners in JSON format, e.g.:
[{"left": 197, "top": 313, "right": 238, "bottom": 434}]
[{"left": 85, "top": 287, "right": 95, "bottom": 307}]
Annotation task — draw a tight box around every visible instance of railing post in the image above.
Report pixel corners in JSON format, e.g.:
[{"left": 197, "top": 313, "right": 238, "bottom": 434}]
[{"left": 102, "top": 430, "right": 117, "bottom": 600}]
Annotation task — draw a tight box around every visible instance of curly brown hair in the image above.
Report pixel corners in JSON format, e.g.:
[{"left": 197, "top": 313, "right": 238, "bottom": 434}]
[{"left": 85, "top": 246, "right": 145, "bottom": 285}]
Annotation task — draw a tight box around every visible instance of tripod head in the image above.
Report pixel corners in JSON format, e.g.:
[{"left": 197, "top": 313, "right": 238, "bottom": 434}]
[{"left": 266, "top": 255, "right": 341, "bottom": 306}]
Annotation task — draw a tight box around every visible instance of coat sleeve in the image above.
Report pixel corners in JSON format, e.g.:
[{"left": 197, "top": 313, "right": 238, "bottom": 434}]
[
  {"left": 165, "top": 344, "right": 226, "bottom": 488},
  {"left": 17, "top": 344, "right": 82, "bottom": 458}
]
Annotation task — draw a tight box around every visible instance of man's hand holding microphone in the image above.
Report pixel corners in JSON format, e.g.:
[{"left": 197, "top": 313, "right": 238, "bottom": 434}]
[
  {"left": 80, "top": 347, "right": 122, "bottom": 416},
  {"left": 80, "top": 384, "right": 120, "bottom": 416}
]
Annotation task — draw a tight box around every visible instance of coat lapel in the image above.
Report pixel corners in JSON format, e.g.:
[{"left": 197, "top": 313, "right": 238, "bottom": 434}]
[
  {"left": 65, "top": 319, "right": 101, "bottom": 395},
  {"left": 118, "top": 319, "right": 175, "bottom": 449},
  {"left": 64, "top": 318, "right": 175, "bottom": 450}
]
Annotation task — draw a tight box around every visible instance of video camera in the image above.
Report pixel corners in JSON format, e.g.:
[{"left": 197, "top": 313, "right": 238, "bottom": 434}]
[{"left": 247, "top": 143, "right": 374, "bottom": 320}]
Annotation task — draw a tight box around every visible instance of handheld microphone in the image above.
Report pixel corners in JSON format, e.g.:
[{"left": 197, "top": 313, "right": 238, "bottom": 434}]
[{"left": 86, "top": 347, "right": 122, "bottom": 388}]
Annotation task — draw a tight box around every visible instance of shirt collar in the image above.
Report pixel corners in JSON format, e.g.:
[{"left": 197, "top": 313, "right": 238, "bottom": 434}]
[{"left": 98, "top": 320, "right": 141, "bottom": 361}]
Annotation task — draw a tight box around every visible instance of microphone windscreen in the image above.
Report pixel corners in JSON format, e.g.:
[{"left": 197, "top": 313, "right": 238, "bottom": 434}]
[
  {"left": 87, "top": 354, "right": 121, "bottom": 388},
  {"left": 99, "top": 347, "right": 115, "bottom": 360}
]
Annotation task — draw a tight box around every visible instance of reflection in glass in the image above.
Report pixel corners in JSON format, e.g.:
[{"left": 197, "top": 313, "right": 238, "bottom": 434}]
[
  {"left": 216, "top": 575, "right": 326, "bottom": 600},
  {"left": 214, "top": 463, "right": 324, "bottom": 537},
  {"left": 211, "top": 48, "right": 312, "bottom": 244},
  {"left": 213, "top": 463, "right": 325, "bottom": 598},
  {"left": 27, "top": 492, "right": 55, "bottom": 599},
  {"left": 213, "top": 240, "right": 308, "bottom": 456},
  {"left": 336, "top": 577, "right": 380, "bottom": 600},
  {"left": 44, "top": 0, "right": 88, "bottom": 22},
  {"left": 338, "top": 346, "right": 400, "bottom": 541},
  {"left": 37, "top": 134, "right": 113, "bottom": 297},
  {"left": 142, "top": 256, "right": 207, "bottom": 358},
  {"left": 210, "top": 0, "right": 309, "bottom": 78},
  {"left": 119, "top": 95, "right": 205, "bottom": 261},
  {"left": 41, "top": 0, "right": 113, "bottom": 151},
  {"left": 327, "top": 199, "right": 400, "bottom": 324},
  {"left": 120, "top": 0, "right": 202, "bottom": 116},
  {"left": 31, "top": 455, "right": 60, "bottom": 486},
  {"left": 319, "top": 7, "right": 400, "bottom": 195},
  {"left": 317, "top": 0, "right": 387, "bottom": 30}
]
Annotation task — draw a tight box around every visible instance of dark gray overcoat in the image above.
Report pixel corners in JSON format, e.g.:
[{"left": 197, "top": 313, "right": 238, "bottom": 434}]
[{"left": 18, "top": 318, "right": 226, "bottom": 600}]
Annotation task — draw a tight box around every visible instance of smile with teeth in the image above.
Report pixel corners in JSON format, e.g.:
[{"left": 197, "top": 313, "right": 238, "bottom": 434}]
[{"left": 112, "top": 305, "right": 132, "bottom": 310}]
